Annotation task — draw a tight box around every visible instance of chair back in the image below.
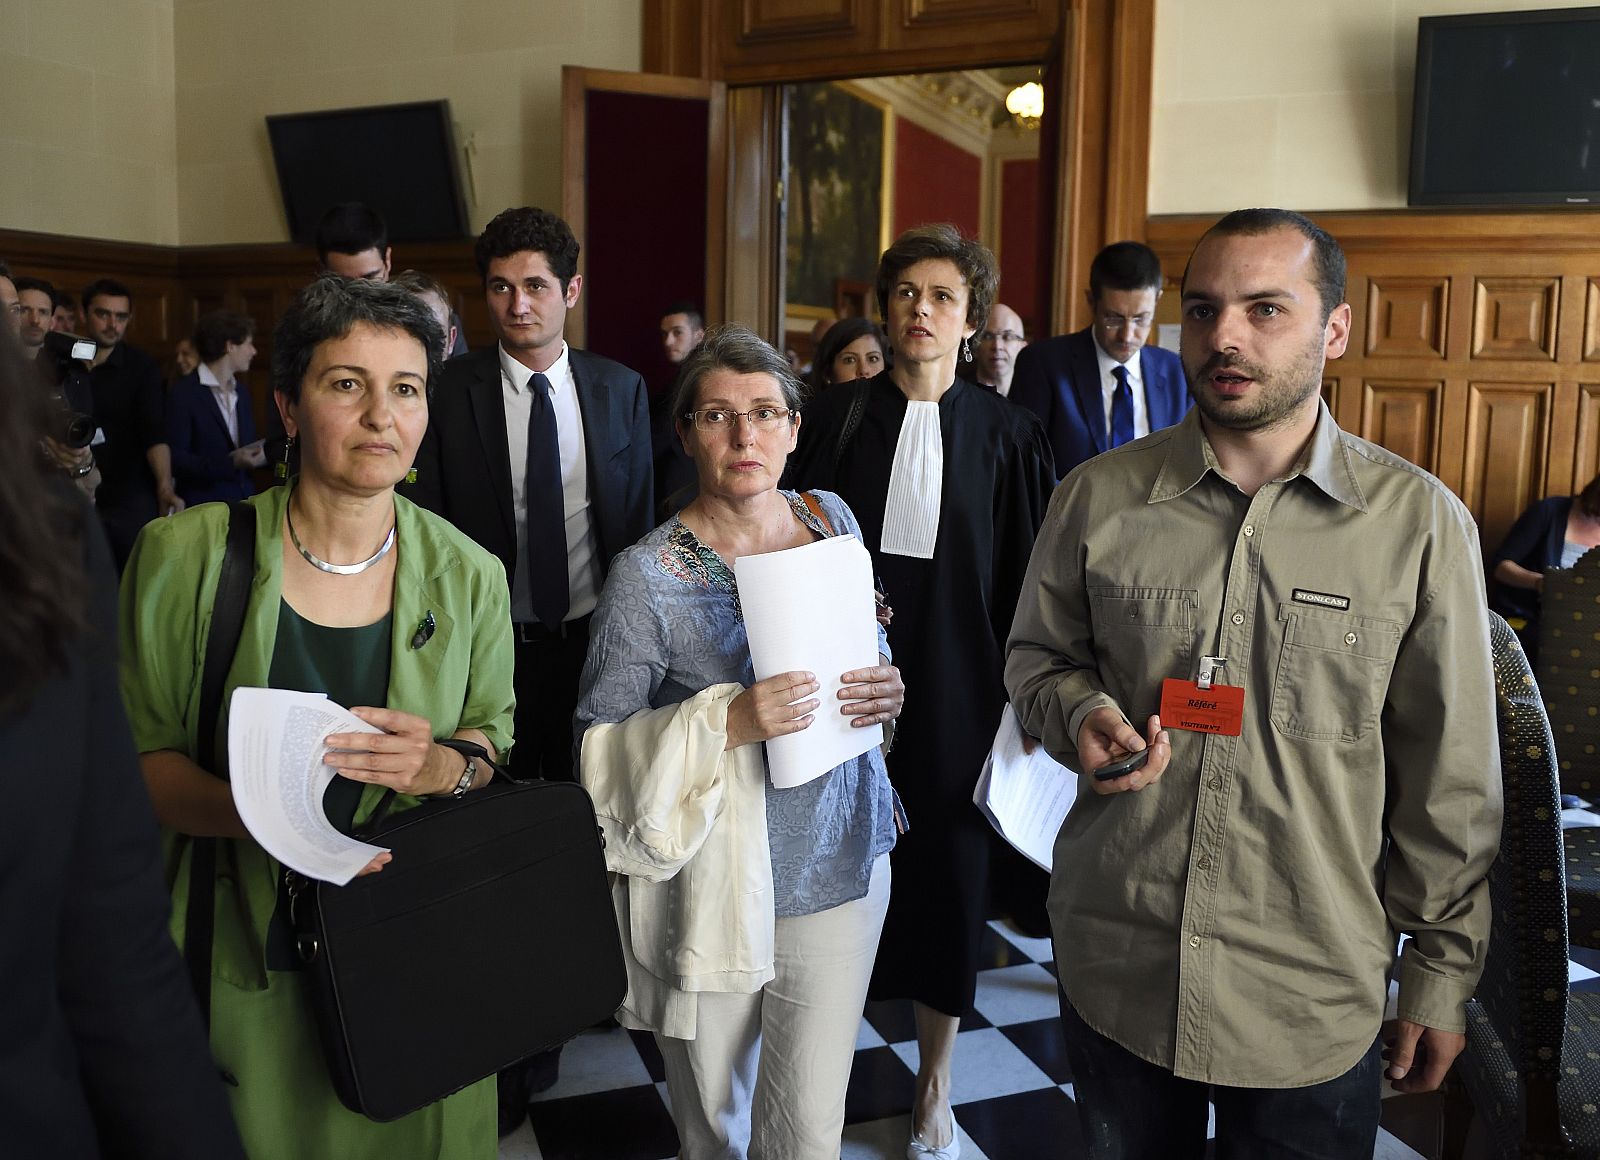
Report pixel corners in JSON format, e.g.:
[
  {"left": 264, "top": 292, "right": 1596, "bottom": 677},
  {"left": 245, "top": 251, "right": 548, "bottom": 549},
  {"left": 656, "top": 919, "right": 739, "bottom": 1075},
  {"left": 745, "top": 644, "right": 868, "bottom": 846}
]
[
  {"left": 1537, "top": 545, "right": 1600, "bottom": 796},
  {"left": 1480, "top": 612, "right": 1569, "bottom": 1145}
]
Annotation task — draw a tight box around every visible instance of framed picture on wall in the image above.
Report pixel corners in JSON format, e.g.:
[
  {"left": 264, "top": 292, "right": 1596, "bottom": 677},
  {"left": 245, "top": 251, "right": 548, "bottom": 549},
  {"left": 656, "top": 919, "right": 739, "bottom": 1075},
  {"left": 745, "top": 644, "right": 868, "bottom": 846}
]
[{"left": 784, "top": 82, "right": 889, "bottom": 316}]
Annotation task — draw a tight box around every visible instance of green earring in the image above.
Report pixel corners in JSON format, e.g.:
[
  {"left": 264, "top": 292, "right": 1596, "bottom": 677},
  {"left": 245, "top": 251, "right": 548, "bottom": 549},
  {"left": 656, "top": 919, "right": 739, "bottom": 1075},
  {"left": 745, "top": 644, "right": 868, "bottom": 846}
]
[
  {"left": 404, "top": 466, "right": 418, "bottom": 485},
  {"left": 275, "top": 435, "right": 296, "bottom": 481}
]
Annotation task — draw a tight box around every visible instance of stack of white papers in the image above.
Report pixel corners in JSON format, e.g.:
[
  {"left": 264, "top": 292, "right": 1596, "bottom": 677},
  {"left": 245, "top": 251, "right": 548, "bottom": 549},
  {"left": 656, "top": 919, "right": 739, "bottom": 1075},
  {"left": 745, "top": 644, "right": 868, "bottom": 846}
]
[
  {"left": 974, "top": 705, "right": 1079, "bottom": 872},
  {"left": 227, "top": 687, "right": 391, "bottom": 885},
  {"left": 734, "top": 533, "right": 882, "bottom": 789}
]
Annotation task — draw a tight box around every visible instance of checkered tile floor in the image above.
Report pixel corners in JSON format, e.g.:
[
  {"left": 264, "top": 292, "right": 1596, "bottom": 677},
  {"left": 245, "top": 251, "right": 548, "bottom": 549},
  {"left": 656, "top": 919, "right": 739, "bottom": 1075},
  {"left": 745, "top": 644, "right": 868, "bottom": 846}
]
[{"left": 499, "top": 920, "right": 1428, "bottom": 1159}]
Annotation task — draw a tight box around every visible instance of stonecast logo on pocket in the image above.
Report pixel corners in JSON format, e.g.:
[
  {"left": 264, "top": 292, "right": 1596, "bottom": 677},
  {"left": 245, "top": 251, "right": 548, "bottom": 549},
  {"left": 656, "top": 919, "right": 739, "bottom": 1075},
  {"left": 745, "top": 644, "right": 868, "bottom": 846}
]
[{"left": 1291, "top": 588, "right": 1351, "bottom": 611}]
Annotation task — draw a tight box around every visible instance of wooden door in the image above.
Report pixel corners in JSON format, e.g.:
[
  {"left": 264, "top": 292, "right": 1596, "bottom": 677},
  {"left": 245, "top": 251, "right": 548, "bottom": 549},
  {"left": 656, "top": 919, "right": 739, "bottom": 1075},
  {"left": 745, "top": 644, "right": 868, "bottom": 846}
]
[{"left": 561, "top": 67, "right": 727, "bottom": 389}]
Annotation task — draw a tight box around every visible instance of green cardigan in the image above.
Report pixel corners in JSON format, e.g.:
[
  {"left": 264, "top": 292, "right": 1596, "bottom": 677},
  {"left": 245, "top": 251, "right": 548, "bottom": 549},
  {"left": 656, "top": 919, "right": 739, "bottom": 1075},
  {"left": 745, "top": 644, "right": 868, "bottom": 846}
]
[{"left": 118, "top": 485, "right": 514, "bottom": 989}]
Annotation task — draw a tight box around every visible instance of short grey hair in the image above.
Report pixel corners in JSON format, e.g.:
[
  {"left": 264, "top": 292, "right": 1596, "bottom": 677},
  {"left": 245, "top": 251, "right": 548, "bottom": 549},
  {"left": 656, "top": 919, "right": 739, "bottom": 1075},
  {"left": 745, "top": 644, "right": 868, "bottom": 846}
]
[
  {"left": 669, "top": 323, "right": 806, "bottom": 428},
  {"left": 272, "top": 274, "right": 444, "bottom": 403}
]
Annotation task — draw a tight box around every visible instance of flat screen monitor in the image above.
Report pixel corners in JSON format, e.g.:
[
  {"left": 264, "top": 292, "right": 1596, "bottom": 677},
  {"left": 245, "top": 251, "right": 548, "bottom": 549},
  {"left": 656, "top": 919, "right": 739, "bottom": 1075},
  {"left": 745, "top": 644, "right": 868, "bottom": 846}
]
[
  {"left": 266, "top": 101, "right": 469, "bottom": 243},
  {"left": 1410, "top": 6, "right": 1600, "bottom": 207}
]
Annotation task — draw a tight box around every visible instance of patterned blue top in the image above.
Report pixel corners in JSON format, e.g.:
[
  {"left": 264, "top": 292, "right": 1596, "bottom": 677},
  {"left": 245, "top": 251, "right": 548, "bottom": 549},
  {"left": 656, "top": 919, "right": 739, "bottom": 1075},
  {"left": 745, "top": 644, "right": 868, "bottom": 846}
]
[{"left": 576, "top": 489, "right": 901, "bottom": 918}]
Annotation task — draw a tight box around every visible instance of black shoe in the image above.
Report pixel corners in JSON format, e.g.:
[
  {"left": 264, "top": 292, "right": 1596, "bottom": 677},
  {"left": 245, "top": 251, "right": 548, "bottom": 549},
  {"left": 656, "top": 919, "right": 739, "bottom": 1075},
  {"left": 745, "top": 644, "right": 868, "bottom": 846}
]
[
  {"left": 526, "top": 1046, "right": 562, "bottom": 1095},
  {"left": 497, "top": 1064, "right": 534, "bottom": 1137}
]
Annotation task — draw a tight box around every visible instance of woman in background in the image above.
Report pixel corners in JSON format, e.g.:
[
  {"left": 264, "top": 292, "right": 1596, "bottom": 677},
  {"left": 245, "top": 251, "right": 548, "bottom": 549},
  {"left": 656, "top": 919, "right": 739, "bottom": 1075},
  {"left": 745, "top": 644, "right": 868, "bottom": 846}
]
[
  {"left": 787, "top": 224, "right": 1054, "bottom": 1160},
  {"left": 808, "top": 316, "right": 888, "bottom": 396},
  {"left": 0, "top": 322, "right": 245, "bottom": 1158},
  {"left": 174, "top": 334, "right": 200, "bottom": 377},
  {"left": 1490, "top": 472, "right": 1600, "bottom": 661}
]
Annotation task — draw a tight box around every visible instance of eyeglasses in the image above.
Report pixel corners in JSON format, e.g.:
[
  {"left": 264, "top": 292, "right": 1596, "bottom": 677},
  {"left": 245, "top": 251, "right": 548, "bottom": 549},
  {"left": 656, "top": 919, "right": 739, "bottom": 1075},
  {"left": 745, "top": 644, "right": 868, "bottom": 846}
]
[
  {"left": 979, "top": 330, "right": 1025, "bottom": 345},
  {"left": 684, "top": 406, "right": 794, "bottom": 431},
  {"left": 1097, "top": 313, "right": 1154, "bottom": 330}
]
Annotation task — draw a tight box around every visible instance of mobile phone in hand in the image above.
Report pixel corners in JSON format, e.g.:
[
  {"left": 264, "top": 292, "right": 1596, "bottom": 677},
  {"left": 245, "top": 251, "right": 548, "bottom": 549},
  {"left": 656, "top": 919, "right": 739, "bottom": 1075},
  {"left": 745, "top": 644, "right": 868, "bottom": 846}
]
[{"left": 1092, "top": 748, "right": 1150, "bottom": 782}]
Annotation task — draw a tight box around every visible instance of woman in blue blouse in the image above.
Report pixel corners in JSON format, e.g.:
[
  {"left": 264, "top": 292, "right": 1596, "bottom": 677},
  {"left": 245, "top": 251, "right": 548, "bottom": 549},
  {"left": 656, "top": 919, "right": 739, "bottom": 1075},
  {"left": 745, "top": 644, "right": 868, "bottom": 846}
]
[{"left": 576, "top": 325, "right": 905, "bottom": 1160}]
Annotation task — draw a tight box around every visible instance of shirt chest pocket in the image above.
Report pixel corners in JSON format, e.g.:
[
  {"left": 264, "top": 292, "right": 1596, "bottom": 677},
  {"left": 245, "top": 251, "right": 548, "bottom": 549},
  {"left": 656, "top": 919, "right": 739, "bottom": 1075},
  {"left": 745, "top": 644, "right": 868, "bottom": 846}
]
[
  {"left": 1087, "top": 587, "right": 1199, "bottom": 708},
  {"left": 1270, "top": 607, "right": 1403, "bottom": 742}
]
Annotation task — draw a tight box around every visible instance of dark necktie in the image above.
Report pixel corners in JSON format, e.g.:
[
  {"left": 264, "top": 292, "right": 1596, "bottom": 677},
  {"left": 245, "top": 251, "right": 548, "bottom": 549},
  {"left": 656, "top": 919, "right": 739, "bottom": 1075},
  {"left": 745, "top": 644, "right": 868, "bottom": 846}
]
[
  {"left": 525, "top": 372, "right": 569, "bottom": 630},
  {"left": 1109, "top": 364, "right": 1135, "bottom": 448}
]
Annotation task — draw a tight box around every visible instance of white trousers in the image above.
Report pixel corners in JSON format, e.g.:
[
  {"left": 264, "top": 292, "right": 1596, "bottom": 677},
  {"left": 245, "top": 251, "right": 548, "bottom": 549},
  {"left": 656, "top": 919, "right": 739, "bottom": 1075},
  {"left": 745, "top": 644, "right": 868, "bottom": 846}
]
[{"left": 656, "top": 854, "right": 891, "bottom": 1160}]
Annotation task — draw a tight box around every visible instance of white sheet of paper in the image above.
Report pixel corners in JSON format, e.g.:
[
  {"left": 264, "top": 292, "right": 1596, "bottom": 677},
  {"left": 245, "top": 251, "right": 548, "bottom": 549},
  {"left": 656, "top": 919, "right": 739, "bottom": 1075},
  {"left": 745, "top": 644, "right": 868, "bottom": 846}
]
[
  {"left": 975, "top": 705, "right": 1079, "bottom": 872},
  {"left": 734, "top": 533, "right": 882, "bottom": 789},
  {"left": 227, "top": 687, "right": 391, "bottom": 885}
]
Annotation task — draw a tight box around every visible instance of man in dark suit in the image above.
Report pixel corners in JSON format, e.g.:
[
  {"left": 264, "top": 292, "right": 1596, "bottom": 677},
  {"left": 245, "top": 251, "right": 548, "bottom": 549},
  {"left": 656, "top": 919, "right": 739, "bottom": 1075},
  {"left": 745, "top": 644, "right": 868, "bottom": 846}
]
[
  {"left": 408, "top": 206, "right": 652, "bottom": 785},
  {"left": 1010, "top": 241, "right": 1190, "bottom": 478},
  {"left": 406, "top": 204, "right": 653, "bottom": 1133},
  {"left": 168, "top": 310, "right": 265, "bottom": 505}
]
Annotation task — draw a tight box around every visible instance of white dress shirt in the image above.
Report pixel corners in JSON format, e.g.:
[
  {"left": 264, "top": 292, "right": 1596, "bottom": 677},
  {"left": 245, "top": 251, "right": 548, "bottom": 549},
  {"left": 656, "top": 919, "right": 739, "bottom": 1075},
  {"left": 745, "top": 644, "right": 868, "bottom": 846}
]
[
  {"left": 1093, "top": 337, "right": 1150, "bottom": 442},
  {"left": 499, "top": 342, "right": 600, "bottom": 624},
  {"left": 198, "top": 362, "right": 239, "bottom": 445}
]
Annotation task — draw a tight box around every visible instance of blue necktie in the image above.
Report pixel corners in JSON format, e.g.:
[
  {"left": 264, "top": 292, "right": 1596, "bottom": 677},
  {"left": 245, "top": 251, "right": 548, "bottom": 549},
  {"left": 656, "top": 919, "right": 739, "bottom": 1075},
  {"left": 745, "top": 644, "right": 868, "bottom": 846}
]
[
  {"left": 525, "top": 372, "right": 569, "bottom": 630},
  {"left": 1109, "top": 365, "right": 1135, "bottom": 448}
]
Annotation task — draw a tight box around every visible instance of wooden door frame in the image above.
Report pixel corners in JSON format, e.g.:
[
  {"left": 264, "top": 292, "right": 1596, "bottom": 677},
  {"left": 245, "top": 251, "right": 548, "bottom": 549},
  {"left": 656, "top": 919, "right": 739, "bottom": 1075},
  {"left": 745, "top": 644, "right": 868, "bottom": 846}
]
[{"left": 642, "top": 0, "right": 1156, "bottom": 336}]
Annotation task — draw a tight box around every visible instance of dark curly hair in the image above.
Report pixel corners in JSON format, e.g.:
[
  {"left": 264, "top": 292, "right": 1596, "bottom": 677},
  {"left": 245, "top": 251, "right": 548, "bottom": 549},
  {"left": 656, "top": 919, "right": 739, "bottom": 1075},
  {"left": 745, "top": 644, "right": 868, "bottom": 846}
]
[
  {"left": 874, "top": 223, "right": 997, "bottom": 332},
  {"left": 193, "top": 310, "right": 255, "bottom": 363},
  {"left": 0, "top": 323, "right": 86, "bottom": 710},
  {"left": 474, "top": 207, "right": 580, "bottom": 289},
  {"left": 272, "top": 275, "right": 444, "bottom": 403}
]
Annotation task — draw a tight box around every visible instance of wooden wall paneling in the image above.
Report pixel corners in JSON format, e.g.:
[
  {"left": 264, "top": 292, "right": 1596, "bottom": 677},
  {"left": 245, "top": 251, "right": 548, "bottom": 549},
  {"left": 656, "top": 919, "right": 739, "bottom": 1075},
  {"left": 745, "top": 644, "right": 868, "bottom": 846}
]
[
  {"left": 1321, "top": 378, "right": 1342, "bottom": 424},
  {"left": 1360, "top": 379, "right": 1443, "bottom": 473},
  {"left": 1437, "top": 267, "right": 1477, "bottom": 493},
  {"left": 644, "top": 0, "right": 711, "bottom": 77},
  {"left": 1463, "top": 380, "right": 1553, "bottom": 550},
  {"left": 1471, "top": 275, "right": 1560, "bottom": 361},
  {"left": 1364, "top": 276, "right": 1448, "bottom": 360},
  {"left": 720, "top": 0, "right": 873, "bottom": 77},
  {"left": 884, "top": 0, "right": 1054, "bottom": 53},
  {"left": 1584, "top": 278, "right": 1600, "bottom": 362},
  {"left": 1574, "top": 382, "right": 1600, "bottom": 492},
  {"left": 739, "top": 0, "right": 864, "bottom": 40}
]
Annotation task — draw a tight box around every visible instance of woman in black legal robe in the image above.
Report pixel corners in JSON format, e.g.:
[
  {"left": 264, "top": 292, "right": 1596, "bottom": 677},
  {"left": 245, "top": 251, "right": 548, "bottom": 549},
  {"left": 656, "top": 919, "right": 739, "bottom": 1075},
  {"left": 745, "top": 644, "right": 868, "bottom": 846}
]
[{"left": 785, "top": 224, "right": 1053, "bottom": 1159}]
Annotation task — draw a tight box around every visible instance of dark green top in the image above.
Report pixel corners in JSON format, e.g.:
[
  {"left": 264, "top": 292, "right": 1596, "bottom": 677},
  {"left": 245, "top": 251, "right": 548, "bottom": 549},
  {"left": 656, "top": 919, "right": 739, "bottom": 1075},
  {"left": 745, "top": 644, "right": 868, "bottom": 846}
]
[{"left": 264, "top": 600, "right": 392, "bottom": 969}]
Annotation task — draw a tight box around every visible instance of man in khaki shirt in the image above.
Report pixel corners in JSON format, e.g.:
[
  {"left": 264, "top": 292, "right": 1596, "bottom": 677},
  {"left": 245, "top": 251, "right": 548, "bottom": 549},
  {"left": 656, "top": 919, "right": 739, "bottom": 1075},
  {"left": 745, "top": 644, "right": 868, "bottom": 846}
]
[{"left": 1006, "top": 209, "right": 1501, "bottom": 1158}]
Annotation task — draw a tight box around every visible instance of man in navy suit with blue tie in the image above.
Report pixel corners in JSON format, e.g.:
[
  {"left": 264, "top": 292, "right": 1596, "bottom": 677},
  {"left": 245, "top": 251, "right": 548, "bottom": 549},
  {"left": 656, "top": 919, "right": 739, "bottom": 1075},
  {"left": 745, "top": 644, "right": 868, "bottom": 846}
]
[{"left": 1011, "top": 241, "right": 1190, "bottom": 479}]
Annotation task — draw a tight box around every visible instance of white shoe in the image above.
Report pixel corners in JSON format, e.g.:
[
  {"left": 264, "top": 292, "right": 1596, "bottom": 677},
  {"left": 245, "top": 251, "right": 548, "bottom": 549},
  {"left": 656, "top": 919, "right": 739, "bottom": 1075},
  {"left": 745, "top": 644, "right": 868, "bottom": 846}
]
[{"left": 906, "top": 1129, "right": 961, "bottom": 1159}]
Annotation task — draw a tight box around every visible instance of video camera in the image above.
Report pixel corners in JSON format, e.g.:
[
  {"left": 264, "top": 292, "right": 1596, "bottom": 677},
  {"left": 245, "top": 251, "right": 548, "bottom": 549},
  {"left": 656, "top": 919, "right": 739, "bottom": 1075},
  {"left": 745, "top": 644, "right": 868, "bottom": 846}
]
[{"left": 37, "top": 331, "right": 97, "bottom": 450}]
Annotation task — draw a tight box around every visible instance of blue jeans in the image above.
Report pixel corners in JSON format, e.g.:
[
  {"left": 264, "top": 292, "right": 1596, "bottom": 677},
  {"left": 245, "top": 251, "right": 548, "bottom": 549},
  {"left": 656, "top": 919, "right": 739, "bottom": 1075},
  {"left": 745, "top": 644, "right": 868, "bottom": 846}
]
[{"left": 1059, "top": 1002, "right": 1383, "bottom": 1160}]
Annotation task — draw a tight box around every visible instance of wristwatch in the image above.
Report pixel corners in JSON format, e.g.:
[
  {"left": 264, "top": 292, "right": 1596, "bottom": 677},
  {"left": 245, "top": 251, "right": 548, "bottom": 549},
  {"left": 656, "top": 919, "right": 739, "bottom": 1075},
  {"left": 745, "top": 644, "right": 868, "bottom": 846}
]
[
  {"left": 434, "top": 738, "right": 491, "bottom": 798},
  {"left": 441, "top": 754, "right": 477, "bottom": 798}
]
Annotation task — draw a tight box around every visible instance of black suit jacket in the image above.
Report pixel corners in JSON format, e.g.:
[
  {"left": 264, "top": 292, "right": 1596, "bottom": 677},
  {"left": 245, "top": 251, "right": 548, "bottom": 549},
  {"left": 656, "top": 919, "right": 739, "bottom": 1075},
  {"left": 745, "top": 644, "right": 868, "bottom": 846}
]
[
  {"left": 1, "top": 505, "right": 245, "bottom": 1159},
  {"left": 405, "top": 344, "right": 654, "bottom": 600},
  {"left": 167, "top": 370, "right": 259, "bottom": 505}
]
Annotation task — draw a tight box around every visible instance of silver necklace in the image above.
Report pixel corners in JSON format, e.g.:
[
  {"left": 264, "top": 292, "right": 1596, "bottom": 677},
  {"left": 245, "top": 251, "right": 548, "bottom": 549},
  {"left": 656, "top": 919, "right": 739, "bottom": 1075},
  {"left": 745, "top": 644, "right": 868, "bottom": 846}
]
[{"left": 286, "top": 496, "right": 396, "bottom": 575}]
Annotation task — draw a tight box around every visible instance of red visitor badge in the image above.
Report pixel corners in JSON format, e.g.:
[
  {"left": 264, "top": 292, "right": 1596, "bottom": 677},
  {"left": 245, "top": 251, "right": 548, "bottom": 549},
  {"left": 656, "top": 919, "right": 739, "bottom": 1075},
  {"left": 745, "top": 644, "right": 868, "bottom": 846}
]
[{"left": 1160, "top": 678, "right": 1245, "bottom": 736}]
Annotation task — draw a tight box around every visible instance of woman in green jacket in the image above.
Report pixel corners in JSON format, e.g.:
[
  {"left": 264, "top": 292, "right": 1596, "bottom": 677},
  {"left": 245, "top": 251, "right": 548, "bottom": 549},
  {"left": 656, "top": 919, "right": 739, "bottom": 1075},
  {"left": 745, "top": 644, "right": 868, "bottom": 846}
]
[{"left": 118, "top": 276, "right": 514, "bottom": 1160}]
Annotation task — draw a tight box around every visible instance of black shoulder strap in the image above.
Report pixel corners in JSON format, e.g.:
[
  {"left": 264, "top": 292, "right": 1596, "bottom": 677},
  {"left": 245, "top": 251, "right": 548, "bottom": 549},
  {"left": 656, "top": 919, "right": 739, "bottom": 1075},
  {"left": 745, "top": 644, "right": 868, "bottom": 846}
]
[
  {"left": 185, "top": 501, "right": 257, "bottom": 1026},
  {"left": 831, "top": 380, "right": 872, "bottom": 482}
]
